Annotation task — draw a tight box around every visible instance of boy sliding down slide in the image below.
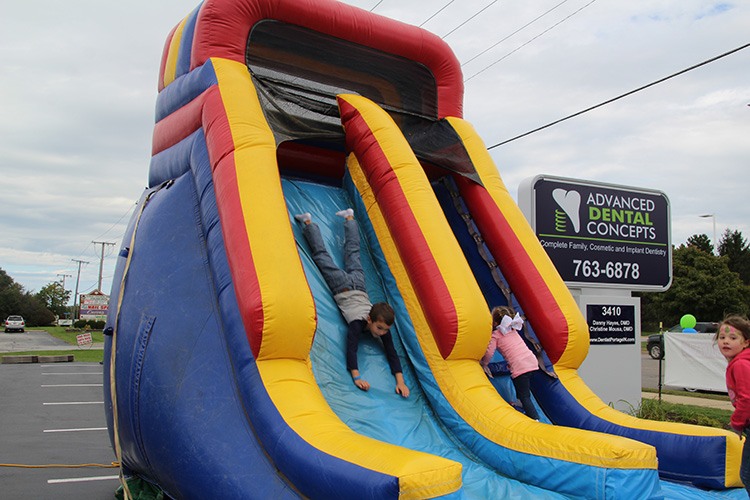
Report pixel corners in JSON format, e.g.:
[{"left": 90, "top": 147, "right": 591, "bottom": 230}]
[{"left": 295, "top": 209, "right": 410, "bottom": 398}]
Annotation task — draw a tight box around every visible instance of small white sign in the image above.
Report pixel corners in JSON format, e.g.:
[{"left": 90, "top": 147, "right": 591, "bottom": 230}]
[{"left": 76, "top": 333, "right": 93, "bottom": 346}]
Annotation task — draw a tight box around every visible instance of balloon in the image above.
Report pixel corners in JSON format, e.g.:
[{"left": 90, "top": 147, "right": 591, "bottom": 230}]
[{"left": 680, "top": 314, "right": 697, "bottom": 330}]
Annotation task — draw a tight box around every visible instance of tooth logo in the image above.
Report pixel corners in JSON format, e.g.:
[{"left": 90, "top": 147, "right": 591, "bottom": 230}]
[{"left": 552, "top": 189, "right": 581, "bottom": 233}]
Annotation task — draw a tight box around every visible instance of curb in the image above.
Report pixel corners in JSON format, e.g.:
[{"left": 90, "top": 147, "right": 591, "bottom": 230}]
[
  {"left": 642, "top": 391, "right": 733, "bottom": 411},
  {"left": 2, "top": 354, "right": 74, "bottom": 364}
]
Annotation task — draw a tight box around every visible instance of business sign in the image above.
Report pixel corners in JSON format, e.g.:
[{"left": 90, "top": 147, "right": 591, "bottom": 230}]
[
  {"left": 520, "top": 175, "right": 671, "bottom": 290},
  {"left": 79, "top": 291, "right": 109, "bottom": 321},
  {"left": 586, "top": 304, "right": 636, "bottom": 345},
  {"left": 76, "top": 332, "right": 93, "bottom": 347}
]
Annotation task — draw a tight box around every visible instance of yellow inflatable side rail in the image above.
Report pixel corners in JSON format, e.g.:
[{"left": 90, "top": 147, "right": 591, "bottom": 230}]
[
  {"left": 446, "top": 116, "right": 743, "bottom": 489},
  {"left": 209, "top": 58, "right": 462, "bottom": 499},
  {"left": 339, "top": 93, "right": 660, "bottom": 498}
]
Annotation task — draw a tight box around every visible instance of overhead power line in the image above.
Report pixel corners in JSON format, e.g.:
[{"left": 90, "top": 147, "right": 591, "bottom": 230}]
[
  {"left": 441, "top": 0, "right": 498, "bottom": 39},
  {"left": 465, "top": 0, "right": 598, "bottom": 82},
  {"left": 486, "top": 41, "right": 750, "bottom": 150},
  {"left": 462, "top": 0, "right": 571, "bottom": 66},
  {"left": 93, "top": 202, "right": 136, "bottom": 242},
  {"left": 369, "top": 0, "right": 384, "bottom": 12},
  {"left": 419, "top": 0, "right": 456, "bottom": 27}
]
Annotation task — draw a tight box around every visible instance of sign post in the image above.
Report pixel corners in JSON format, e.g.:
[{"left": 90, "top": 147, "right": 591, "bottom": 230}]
[{"left": 519, "top": 175, "right": 671, "bottom": 411}]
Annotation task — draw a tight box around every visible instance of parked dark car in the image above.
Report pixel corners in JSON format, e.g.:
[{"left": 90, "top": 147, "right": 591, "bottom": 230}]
[{"left": 647, "top": 322, "right": 719, "bottom": 359}]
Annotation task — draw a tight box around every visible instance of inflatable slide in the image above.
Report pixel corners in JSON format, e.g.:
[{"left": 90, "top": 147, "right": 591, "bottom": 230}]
[{"left": 103, "top": 0, "right": 746, "bottom": 498}]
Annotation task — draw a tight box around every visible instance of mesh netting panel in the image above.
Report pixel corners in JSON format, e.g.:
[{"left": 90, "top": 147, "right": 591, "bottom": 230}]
[{"left": 246, "top": 20, "right": 478, "bottom": 184}]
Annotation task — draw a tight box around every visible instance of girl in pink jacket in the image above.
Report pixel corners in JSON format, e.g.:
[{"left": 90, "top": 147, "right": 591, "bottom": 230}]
[
  {"left": 717, "top": 314, "right": 750, "bottom": 494},
  {"left": 482, "top": 306, "right": 540, "bottom": 420}
]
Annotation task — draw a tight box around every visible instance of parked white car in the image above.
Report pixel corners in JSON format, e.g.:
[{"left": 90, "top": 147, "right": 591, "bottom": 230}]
[{"left": 4, "top": 315, "right": 25, "bottom": 333}]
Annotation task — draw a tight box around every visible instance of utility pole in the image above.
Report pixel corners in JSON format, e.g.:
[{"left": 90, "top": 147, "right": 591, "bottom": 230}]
[
  {"left": 72, "top": 259, "right": 89, "bottom": 320},
  {"left": 92, "top": 241, "right": 115, "bottom": 292},
  {"left": 56, "top": 273, "right": 73, "bottom": 321},
  {"left": 56, "top": 273, "right": 72, "bottom": 290},
  {"left": 699, "top": 214, "right": 717, "bottom": 254}
]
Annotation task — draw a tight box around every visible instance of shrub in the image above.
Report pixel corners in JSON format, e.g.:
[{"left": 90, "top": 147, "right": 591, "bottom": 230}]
[
  {"left": 631, "top": 398, "right": 730, "bottom": 429},
  {"left": 73, "top": 319, "right": 106, "bottom": 330}
]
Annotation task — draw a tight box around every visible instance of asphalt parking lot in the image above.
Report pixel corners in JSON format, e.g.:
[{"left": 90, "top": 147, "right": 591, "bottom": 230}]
[
  {"left": 0, "top": 332, "right": 729, "bottom": 499},
  {"left": 0, "top": 360, "right": 119, "bottom": 499}
]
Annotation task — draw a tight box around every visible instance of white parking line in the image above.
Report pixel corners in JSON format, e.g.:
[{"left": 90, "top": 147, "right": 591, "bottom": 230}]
[
  {"left": 42, "top": 372, "right": 102, "bottom": 375},
  {"left": 40, "top": 364, "right": 98, "bottom": 368},
  {"left": 43, "top": 427, "right": 107, "bottom": 433},
  {"left": 43, "top": 401, "right": 104, "bottom": 406},
  {"left": 41, "top": 384, "right": 103, "bottom": 387},
  {"left": 48, "top": 475, "right": 119, "bottom": 484}
]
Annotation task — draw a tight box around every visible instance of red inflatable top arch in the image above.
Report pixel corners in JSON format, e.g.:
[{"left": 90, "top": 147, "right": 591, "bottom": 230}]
[{"left": 159, "top": 0, "right": 464, "bottom": 119}]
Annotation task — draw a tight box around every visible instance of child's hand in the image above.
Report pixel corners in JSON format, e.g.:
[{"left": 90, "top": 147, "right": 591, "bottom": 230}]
[
  {"left": 354, "top": 378, "right": 370, "bottom": 391},
  {"left": 395, "top": 382, "right": 410, "bottom": 398},
  {"left": 483, "top": 365, "right": 494, "bottom": 378}
]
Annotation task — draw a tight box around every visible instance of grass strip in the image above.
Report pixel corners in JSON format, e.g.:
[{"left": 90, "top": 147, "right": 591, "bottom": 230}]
[{"left": 2, "top": 349, "right": 104, "bottom": 363}]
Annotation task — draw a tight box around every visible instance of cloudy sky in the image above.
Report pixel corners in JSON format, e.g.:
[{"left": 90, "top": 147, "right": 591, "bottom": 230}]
[{"left": 1, "top": 0, "right": 748, "bottom": 298}]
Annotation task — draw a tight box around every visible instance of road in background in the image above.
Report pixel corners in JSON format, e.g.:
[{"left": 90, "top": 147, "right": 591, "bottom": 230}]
[
  {"left": 0, "top": 330, "right": 74, "bottom": 353},
  {"left": 642, "top": 352, "right": 662, "bottom": 391}
]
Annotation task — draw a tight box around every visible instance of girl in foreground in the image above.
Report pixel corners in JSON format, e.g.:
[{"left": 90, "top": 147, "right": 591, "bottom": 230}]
[{"left": 717, "top": 314, "right": 750, "bottom": 493}]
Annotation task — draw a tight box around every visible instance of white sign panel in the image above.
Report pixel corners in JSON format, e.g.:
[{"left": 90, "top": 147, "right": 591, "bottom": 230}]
[
  {"left": 577, "top": 294, "right": 642, "bottom": 411},
  {"left": 664, "top": 332, "right": 727, "bottom": 393}
]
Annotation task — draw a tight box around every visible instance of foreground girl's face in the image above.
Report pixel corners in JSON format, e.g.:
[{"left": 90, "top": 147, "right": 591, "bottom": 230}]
[{"left": 717, "top": 325, "right": 750, "bottom": 360}]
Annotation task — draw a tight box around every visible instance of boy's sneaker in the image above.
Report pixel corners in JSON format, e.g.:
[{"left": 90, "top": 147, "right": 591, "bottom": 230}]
[
  {"left": 336, "top": 208, "right": 354, "bottom": 219},
  {"left": 294, "top": 213, "right": 311, "bottom": 223}
]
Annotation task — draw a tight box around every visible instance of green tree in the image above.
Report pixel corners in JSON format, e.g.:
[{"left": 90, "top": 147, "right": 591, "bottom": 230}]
[
  {"left": 718, "top": 228, "right": 750, "bottom": 286},
  {"left": 686, "top": 233, "right": 713, "bottom": 254},
  {"left": 36, "top": 281, "right": 71, "bottom": 318},
  {"left": 0, "top": 268, "right": 25, "bottom": 321},
  {"left": 21, "top": 292, "right": 56, "bottom": 327},
  {"left": 639, "top": 245, "right": 750, "bottom": 330},
  {"left": 0, "top": 268, "right": 56, "bottom": 327}
]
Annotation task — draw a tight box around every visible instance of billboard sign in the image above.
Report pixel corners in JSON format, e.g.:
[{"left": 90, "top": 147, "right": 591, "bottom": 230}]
[
  {"left": 79, "top": 291, "right": 109, "bottom": 321},
  {"left": 520, "top": 175, "right": 671, "bottom": 290}
]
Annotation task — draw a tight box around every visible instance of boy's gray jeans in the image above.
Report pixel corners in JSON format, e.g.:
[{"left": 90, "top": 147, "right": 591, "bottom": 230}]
[{"left": 303, "top": 219, "right": 366, "bottom": 295}]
